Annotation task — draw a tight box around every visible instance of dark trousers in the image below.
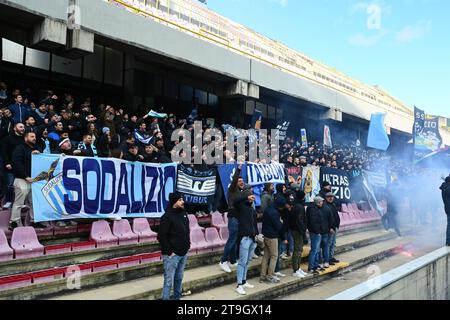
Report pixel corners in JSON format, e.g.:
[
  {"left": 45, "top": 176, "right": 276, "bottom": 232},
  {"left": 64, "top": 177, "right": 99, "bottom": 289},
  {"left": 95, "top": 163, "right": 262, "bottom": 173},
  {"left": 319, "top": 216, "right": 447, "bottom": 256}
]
[
  {"left": 446, "top": 214, "right": 450, "bottom": 245},
  {"left": 291, "top": 230, "right": 304, "bottom": 272},
  {"left": 382, "top": 213, "right": 401, "bottom": 237}
]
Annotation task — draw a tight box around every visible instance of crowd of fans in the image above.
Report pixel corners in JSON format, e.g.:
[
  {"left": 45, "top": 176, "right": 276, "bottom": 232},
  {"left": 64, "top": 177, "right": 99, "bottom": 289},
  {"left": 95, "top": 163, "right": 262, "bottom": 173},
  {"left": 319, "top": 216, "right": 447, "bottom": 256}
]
[{"left": 0, "top": 80, "right": 418, "bottom": 231}]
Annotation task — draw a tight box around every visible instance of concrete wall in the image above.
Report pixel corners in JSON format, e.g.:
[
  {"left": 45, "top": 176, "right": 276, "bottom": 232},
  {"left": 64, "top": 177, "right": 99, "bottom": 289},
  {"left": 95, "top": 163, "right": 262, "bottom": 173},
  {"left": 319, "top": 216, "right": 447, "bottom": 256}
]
[
  {"left": 329, "top": 247, "right": 450, "bottom": 300},
  {"left": 0, "top": 0, "right": 68, "bottom": 21},
  {"left": 1, "top": 0, "right": 414, "bottom": 134}
]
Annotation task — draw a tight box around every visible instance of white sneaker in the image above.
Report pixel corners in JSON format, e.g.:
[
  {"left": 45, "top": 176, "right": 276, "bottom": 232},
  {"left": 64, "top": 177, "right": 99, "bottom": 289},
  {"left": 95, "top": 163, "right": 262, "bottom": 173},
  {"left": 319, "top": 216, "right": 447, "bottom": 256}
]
[
  {"left": 324, "top": 263, "right": 330, "bottom": 268},
  {"left": 220, "top": 262, "right": 232, "bottom": 273},
  {"left": 252, "top": 253, "right": 259, "bottom": 259},
  {"left": 272, "top": 275, "right": 281, "bottom": 282},
  {"left": 297, "top": 269, "right": 307, "bottom": 276},
  {"left": 2, "top": 202, "right": 12, "bottom": 209},
  {"left": 243, "top": 282, "right": 254, "bottom": 289},
  {"left": 274, "top": 272, "right": 286, "bottom": 277},
  {"left": 236, "top": 285, "right": 246, "bottom": 295},
  {"left": 293, "top": 271, "right": 305, "bottom": 278},
  {"left": 296, "top": 270, "right": 306, "bottom": 277},
  {"left": 228, "top": 262, "right": 238, "bottom": 268},
  {"left": 280, "top": 253, "right": 289, "bottom": 260}
]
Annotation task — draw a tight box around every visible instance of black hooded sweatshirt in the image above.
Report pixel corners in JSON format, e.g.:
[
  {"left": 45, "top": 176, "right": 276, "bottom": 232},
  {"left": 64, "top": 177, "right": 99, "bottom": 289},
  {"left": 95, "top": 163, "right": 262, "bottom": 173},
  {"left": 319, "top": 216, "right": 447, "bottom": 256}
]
[
  {"left": 440, "top": 181, "right": 450, "bottom": 215},
  {"left": 158, "top": 207, "right": 190, "bottom": 256},
  {"left": 290, "top": 200, "right": 307, "bottom": 236}
]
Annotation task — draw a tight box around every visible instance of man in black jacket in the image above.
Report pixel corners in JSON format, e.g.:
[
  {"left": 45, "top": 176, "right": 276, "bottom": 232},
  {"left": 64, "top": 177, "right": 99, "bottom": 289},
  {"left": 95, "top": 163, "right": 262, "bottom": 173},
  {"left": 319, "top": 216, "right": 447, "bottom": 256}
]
[
  {"left": 158, "top": 192, "right": 190, "bottom": 300},
  {"left": 10, "top": 131, "right": 42, "bottom": 230},
  {"left": 440, "top": 175, "right": 450, "bottom": 246},
  {"left": 325, "top": 192, "right": 340, "bottom": 265},
  {"left": 234, "top": 185, "right": 258, "bottom": 295},
  {"left": 1, "top": 122, "right": 25, "bottom": 209},
  {"left": 219, "top": 164, "right": 244, "bottom": 273},
  {"left": 306, "top": 196, "right": 332, "bottom": 274},
  {"left": 290, "top": 190, "right": 308, "bottom": 277},
  {"left": 260, "top": 197, "right": 284, "bottom": 284}
]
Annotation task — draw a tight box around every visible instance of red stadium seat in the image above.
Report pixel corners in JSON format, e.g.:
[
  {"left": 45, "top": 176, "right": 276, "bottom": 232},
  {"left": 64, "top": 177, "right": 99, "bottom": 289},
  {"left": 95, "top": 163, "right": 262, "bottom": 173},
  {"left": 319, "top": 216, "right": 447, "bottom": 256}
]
[
  {"left": 223, "top": 212, "right": 228, "bottom": 224},
  {"left": 90, "top": 221, "right": 119, "bottom": 248},
  {"left": 75, "top": 262, "right": 97, "bottom": 276},
  {"left": 44, "top": 243, "right": 72, "bottom": 255},
  {"left": 10, "top": 227, "right": 44, "bottom": 259},
  {"left": 219, "top": 226, "right": 229, "bottom": 245},
  {"left": 0, "top": 230, "right": 13, "bottom": 262},
  {"left": 211, "top": 212, "right": 227, "bottom": 229},
  {"left": 132, "top": 218, "right": 158, "bottom": 243},
  {"left": 341, "top": 203, "right": 350, "bottom": 213},
  {"left": 190, "top": 228, "right": 210, "bottom": 254},
  {"left": 112, "top": 220, "right": 139, "bottom": 246},
  {"left": 71, "top": 241, "right": 97, "bottom": 252},
  {"left": 135, "top": 252, "right": 161, "bottom": 264},
  {"left": 29, "top": 268, "right": 65, "bottom": 284},
  {"left": 205, "top": 227, "right": 223, "bottom": 250},
  {"left": 188, "top": 214, "right": 204, "bottom": 231},
  {"left": 0, "top": 210, "right": 11, "bottom": 232},
  {"left": 0, "top": 274, "right": 32, "bottom": 291},
  {"left": 92, "top": 260, "right": 118, "bottom": 273},
  {"left": 109, "top": 256, "right": 141, "bottom": 269}
]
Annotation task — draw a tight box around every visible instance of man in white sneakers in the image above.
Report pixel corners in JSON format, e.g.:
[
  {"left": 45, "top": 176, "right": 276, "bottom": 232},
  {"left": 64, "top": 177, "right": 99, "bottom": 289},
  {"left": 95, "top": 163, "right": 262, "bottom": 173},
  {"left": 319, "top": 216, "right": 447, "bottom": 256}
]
[{"left": 234, "top": 185, "right": 258, "bottom": 295}]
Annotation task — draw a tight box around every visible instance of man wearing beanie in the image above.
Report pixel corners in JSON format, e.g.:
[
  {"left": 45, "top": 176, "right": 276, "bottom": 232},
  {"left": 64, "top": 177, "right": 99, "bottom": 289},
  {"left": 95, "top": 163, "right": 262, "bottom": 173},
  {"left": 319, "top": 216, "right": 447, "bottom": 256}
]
[
  {"left": 289, "top": 190, "right": 308, "bottom": 277},
  {"left": 319, "top": 181, "right": 332, "bottom": 199},
  {"left": 158, "top": 192, "right": 190, "bottom": 300}
]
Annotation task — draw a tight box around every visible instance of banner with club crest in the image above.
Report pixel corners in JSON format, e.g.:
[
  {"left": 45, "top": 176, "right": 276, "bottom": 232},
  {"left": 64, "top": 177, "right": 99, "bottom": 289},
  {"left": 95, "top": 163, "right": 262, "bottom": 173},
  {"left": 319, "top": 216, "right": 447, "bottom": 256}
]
[
  {"left": 31, "top": 154, "right": 176, "bottom": 222},
  {"left": 176, "top": 164, "right": 217, "bottom": 205}
]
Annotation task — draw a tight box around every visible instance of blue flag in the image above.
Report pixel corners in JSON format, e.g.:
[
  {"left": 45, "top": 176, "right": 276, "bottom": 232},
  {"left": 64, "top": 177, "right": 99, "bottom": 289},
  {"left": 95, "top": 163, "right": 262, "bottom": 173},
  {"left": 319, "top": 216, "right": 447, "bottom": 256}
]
[{"left": 367, "top": 113, "right": 390, "bottom": 151}]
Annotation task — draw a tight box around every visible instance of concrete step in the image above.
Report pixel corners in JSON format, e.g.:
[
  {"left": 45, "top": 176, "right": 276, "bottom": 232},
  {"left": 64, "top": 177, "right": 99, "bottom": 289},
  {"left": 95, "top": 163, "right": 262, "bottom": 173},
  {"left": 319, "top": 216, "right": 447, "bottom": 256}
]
[
  {"left": 47, "top": 228, "right": 398, "bottom": 300},
  {"left": 281, "top": 240, "right": 444, "bottom": 300},
  {"left": 184, "top": 237, "right": 413, "bottom": 300}
]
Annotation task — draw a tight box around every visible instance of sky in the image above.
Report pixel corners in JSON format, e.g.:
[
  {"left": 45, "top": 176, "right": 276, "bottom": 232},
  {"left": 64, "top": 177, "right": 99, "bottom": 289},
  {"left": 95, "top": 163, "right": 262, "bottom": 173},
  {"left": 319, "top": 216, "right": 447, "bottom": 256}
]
[{"left": 207, "top": 0, "right": 450, "bottom": 118}]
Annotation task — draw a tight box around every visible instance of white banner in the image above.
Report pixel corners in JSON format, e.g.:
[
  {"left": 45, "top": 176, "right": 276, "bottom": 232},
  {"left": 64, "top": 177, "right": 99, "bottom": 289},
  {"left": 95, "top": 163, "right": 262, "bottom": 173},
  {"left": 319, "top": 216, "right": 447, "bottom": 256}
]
[{"left": 246, "top": 162, "right": 285, "bottom": 186}]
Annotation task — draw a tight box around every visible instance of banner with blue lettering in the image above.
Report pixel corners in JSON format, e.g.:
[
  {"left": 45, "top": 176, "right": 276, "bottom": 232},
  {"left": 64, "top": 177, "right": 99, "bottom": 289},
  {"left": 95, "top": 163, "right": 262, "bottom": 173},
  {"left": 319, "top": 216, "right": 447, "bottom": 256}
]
[
  {"left": 218, "top": 163, "right": 284, "bottom": 207},
  {"left": 31, "top": 154, "right": 176, "bottom": 222},
  {"left": 177, "top": 164, "right": 216, "bottom": 205},
  {"left": 246, "top": 163, "right": 285, "bottom": 186},
  {"left": 320, "top": 167, "right": 352, "bottom": 203}
]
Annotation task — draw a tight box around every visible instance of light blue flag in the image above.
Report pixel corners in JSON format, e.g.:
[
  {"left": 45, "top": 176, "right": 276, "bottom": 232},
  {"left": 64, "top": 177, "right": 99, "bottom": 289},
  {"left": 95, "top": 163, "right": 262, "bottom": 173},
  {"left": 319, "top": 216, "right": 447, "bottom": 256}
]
[{"left": 367, "top": 113, "right": 390, "bottom": 151}]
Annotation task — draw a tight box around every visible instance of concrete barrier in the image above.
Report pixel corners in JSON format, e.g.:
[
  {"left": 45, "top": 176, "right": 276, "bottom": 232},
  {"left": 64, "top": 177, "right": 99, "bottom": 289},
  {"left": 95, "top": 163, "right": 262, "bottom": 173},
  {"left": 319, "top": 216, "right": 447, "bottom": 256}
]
[{"left": 328, "top": 247, "right": 450, "bottom": 300}]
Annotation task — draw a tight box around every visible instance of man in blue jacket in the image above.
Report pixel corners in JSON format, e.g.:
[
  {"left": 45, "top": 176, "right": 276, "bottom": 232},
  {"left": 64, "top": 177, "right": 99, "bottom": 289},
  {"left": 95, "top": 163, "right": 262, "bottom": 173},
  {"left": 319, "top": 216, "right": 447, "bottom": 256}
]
[
  {"left": 260, "top": 197, "right": 285, "bottom": 284},
  {"left": 8, "top": 95, "right": 30, "bottom": 125}
]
